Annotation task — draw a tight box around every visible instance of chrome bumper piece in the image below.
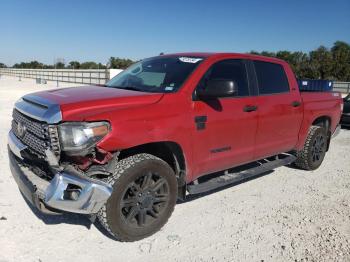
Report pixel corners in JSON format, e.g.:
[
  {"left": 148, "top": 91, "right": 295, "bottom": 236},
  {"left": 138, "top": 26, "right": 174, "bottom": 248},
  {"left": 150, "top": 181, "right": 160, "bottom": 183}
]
[
  {"left": 45, "top": 170, "right": 113, "bottom": 214},
  {"left": 8, "top": 131, "right": 27, "bottom": 159},
  {"left": 8, "top": 131, "right": 112, "bottom": 214}
]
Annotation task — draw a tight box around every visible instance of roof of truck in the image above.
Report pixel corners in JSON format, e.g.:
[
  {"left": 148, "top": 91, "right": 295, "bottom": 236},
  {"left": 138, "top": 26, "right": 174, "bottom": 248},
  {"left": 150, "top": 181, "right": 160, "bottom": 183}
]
[{"left": 161, "top": 52, "right": 286, "bottom": 64}]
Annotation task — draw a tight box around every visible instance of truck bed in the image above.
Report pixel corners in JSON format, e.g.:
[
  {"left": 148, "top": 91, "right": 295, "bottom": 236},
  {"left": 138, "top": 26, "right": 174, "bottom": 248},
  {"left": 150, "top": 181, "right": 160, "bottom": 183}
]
[{"left": 297, "top": 91, "right": 343, "bottom": 149}]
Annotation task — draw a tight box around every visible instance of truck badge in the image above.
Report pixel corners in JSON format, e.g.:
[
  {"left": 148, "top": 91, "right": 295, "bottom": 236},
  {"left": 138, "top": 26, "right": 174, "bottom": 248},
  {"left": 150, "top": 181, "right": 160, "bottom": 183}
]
[{"left": 17, "top": 122, "right": 26, "bottom": 138}]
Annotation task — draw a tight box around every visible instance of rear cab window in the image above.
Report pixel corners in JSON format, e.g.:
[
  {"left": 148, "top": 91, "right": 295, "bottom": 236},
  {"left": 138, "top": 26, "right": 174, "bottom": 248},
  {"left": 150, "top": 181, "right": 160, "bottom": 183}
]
[{"left": 253, "top": 61, "right": 290, "bottom": 95}]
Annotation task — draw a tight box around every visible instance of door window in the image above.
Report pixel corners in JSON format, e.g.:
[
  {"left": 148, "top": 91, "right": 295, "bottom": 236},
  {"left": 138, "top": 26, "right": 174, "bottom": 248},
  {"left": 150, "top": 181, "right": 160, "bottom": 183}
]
[
  {"left": 253, "top": 61, "right": 290, "bottom": 95},
  {"left": 198, "top": 59, "right": 250, "bottom": 97}
]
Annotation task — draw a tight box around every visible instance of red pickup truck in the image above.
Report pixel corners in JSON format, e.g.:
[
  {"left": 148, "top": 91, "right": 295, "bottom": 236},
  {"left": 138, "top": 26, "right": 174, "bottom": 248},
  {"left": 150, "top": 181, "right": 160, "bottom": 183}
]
[{"left": 8, "top": 53, "right": 342, "bottom": 241}]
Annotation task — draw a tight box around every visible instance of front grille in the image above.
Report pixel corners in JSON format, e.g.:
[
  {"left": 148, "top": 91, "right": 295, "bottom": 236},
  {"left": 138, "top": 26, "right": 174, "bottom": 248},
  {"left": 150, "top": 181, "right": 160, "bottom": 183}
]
[
  {"left": 11, "top": 109, "right": 60, "bottom": 159},
  {"left": 12, "top": 109, "right": 48, "bottom": 139}
]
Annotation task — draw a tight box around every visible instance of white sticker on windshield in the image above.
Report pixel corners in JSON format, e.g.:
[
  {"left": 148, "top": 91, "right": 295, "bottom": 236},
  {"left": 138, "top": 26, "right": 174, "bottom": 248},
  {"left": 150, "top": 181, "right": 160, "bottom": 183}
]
[
  {"left": 179, "top": 57, "right": 203, "bottom": 63},
  {"left": 165, "top": 86, "right": 174, "bottom": 91}
]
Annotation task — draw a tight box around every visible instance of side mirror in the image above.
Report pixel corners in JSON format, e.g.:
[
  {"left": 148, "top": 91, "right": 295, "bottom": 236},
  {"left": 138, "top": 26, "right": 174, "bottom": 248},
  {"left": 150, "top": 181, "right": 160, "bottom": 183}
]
[{"left": 196, "top": 79, "right": 238, "bottom": 99}]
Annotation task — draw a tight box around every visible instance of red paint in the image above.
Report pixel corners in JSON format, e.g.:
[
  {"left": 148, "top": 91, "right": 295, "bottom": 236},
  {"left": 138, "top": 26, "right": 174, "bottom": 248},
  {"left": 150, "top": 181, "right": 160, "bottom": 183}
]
[{"left": 33, "top": 53, "right": 343, "bottom": 182}]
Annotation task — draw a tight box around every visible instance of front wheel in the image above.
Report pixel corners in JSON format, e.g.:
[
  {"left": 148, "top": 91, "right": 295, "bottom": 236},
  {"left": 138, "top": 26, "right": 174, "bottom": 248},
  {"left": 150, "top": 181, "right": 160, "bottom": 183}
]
[
  {"left": 294, "top": 126, "right": 328, "bottom": 170},
  {"left": 97, "top": 153, "right": 178, "bottom": 242}
]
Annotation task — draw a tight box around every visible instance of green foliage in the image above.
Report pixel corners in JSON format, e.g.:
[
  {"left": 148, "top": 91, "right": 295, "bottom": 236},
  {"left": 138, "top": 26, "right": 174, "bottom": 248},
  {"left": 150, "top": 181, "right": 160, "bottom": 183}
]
[
  {"left": 108, "top": 57, "right": 134, "bottom": 69},
  {"left": 0, "top": 62, "right": 7, "bottom": 68},
  {"left": 8, "top": 41, "right": 350, "bottom": 81},
  {"left": 67, "top": 61, "right": 81, "bottom": 69},
  {"left": 250, "top": 41, "right": 350, "bottom": 81},
  {"left": 13, "top": 60, "right": 53, "bottom": 69},
  {"left": 54, "top": 62, "right": 65, "bottom": 69},
  {"left": 331, "top": 41, "right": 350, "bottom": 81},
  {"left": 79, "top": 61, "right": 106, "bottom": 69},
  {"left": 309, "top": 46, "right": 334, "bottom": 79}
]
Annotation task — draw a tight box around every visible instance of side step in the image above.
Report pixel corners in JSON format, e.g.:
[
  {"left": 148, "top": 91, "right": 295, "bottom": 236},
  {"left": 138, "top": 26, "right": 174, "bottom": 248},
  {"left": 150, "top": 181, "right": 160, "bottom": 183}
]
[{"left": 187, "top": 154, "right": 296, "bottom": 195}]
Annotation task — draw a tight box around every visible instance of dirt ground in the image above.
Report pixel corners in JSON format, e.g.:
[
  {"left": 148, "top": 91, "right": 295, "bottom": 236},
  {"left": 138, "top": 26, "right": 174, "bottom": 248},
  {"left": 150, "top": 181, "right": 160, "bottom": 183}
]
[{"left": 0, "top": 76, "right": 349, "bottom": 262}]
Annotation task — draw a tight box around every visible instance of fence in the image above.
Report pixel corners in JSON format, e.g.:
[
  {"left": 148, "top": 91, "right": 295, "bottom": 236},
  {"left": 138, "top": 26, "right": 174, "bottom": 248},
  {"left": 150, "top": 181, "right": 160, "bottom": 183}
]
[
  {"left": 333, "top": 82, "right": 350, "bottom": 94},
  {"left": 0, "top": 68, "right": 123, "bottom": 85},
  {"left": 0, "top": 68, "right": 349, "bottom": 94}
]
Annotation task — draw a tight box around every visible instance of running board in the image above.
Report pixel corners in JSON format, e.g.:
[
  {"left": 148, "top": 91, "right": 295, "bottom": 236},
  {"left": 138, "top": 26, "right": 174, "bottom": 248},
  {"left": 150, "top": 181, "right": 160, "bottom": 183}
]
[{"left": 187, "top": 154, "right": 296, "bottom": 195}]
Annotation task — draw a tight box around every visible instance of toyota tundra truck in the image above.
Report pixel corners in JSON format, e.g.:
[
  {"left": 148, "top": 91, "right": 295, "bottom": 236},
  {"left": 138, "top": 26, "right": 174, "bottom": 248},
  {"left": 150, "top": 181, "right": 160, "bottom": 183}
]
[{"left": 8, "top": 53, "right": 343, "bottom": 241}]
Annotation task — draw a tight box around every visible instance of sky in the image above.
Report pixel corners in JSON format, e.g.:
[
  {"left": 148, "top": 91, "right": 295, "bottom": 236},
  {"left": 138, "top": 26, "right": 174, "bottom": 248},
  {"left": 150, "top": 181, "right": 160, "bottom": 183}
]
[{"left": 1, "top": 0, "right": 349, "bottom": 66}]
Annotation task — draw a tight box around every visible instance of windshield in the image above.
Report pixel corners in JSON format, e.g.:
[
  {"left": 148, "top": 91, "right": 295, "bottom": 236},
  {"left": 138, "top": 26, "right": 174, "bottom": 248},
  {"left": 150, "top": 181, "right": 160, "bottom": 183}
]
[
  {"left": 106, "top": 56, "right": 204, "bottom": 93},
  {"left": 345, "top": 94, "right": 350, "bottom": 101}
]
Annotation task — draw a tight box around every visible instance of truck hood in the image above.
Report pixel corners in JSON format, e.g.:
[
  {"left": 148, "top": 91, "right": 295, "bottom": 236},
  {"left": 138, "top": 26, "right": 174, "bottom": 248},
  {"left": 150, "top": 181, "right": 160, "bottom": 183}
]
[{"left": 26, "top": 85, "right": 164, "bottom": 121}]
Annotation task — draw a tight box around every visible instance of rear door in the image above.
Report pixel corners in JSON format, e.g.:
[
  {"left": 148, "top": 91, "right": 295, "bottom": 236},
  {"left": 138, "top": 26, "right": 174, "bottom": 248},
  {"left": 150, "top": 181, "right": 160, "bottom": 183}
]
[
  {"left": 191, "top": 59, "right": 258, "bottom": 178},
  {"left": 252, "top": 60, "right": 303, "bottom": 159}
]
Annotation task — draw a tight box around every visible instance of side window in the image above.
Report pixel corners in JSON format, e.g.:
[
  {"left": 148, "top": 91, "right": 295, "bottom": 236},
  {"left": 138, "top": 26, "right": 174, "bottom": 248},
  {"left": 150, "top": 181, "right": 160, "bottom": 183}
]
[
  {"left": 198, "top": 59, "right": 249, "bottom": 97},
  {"left": 253, "top": 61, "right": 290, "bottom": 95}
]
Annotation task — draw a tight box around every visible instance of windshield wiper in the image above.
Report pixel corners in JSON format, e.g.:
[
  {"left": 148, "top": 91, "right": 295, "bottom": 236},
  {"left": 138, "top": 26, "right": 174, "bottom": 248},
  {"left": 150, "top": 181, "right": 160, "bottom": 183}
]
[{"left": 108, "top": 85, "right": 143, "bottom": 92}]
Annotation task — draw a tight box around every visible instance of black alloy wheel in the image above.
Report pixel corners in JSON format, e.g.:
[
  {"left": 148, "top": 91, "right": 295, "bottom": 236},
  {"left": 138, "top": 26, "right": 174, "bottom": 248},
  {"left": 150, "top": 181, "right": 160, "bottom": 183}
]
[
  {"left": 97, "top": 154, "right": 178, "bottom": 242},
  {"left": 120, "top": 172, "right": 170, "bottom": 228}
]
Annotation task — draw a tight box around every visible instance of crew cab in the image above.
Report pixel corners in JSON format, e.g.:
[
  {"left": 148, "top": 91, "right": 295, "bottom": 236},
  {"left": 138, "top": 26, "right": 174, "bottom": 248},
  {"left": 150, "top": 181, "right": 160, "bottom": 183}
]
[{"left": 8, "top": 53, "right": 343, "bottom": 241}]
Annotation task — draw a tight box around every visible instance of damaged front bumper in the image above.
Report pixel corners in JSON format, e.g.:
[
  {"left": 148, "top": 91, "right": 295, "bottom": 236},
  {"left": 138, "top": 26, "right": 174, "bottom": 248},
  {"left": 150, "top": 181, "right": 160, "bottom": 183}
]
[{"left": 8, "top": 131, "right": 113, "bottom": 214}]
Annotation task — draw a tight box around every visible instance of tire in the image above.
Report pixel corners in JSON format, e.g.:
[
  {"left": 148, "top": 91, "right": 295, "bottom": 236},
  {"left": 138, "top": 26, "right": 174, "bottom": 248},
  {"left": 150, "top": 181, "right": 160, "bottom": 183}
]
[
  {"left": 97, "top": 153, "right": 178, "bottom": 242},
  {"left": 294, "top": 126, "right": 328, "bottom": 170}
]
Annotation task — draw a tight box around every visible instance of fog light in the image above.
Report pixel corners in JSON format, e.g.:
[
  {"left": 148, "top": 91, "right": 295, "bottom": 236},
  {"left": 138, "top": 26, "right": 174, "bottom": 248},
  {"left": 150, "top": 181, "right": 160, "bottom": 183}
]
[
  {"left": 63, "top": 184, "right": 82, "bottom": 200},
  {"left": 68, "top": 190, "right": 80, "bottom": 201}
]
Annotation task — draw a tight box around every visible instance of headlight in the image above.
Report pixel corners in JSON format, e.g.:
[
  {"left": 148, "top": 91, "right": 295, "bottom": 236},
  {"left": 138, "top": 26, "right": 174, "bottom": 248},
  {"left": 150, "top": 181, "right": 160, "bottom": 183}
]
[{"left": 58, "top": 122, "right": 110, "bottom": 154}]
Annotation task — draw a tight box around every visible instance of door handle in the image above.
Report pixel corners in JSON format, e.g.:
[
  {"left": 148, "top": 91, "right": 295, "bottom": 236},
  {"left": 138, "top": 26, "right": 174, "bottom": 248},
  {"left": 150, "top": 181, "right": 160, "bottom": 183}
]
[
  {"left": 291, "top": 101, "right": 301, "bottom": 107},
  {"left": 243, "top": 105, "right": 258, "bottom": 112}
]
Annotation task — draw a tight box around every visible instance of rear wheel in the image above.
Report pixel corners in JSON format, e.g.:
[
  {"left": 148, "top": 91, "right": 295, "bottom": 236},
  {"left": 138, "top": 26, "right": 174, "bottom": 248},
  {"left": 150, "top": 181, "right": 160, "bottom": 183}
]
[
  {"left": 294, "top": 126, "right": 328, "bottom": 170},
  {"left": 97, "top": 153, "right": 178, "bottom": 242}
]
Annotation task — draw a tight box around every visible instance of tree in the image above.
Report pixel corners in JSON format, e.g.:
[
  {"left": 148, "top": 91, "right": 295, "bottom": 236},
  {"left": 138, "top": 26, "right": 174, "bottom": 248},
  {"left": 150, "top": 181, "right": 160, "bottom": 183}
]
[
  {"left": 260, "top": 51, "right": 276, "bottom": 58},
  {"left": 7, "top": 41, "right": 350, "bottom": 81},
  {"left": 54, "top": 62, "right": 65, "bottom": 69},
  {"left": 43, "top": 64, "right": 54, "bottom": 69},
  {"left": 249, "top": 41, "right": 350, "bottom": 81},
  {"left": 12, "top": 60, "right": 45, "bottom": 69},
  {"left": 331, "top": 41, "right": 350, "bottom": 81},
  {"left": 108, "top": 57, "right": 134, "bottom": 69},
  {"left": 80, "top": 61, "right": 99, "bottom": 69},
  {"left": 67, "top": 61, "right": 81, "bottom": 69},
  {"left": 0, "top": 63, "right": 7, "bottom": 68},
  {"left": 249, "top": 50, "right": 311, "bottom": 78},
  {"left": 309, "top": 46, "right": 334, "bottom": 79},
  {"left": 275, "top": 51, "right": 310, "bottom": 79},
  {"left": 97, "top": 63, "right": 107, "bottom": 69}
]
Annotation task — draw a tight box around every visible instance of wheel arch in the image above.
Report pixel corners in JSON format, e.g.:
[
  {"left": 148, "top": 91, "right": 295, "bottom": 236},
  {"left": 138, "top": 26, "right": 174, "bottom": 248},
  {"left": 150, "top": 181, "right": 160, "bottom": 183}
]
[
  {"left": 118, "top": 141, "right": 187, "bottom": 199},
  {"left": 311, "top": 115, "right": 332, "bottom": 151},
  {"left": 312, "top": 115, "right": 331, "bottom": 131}
]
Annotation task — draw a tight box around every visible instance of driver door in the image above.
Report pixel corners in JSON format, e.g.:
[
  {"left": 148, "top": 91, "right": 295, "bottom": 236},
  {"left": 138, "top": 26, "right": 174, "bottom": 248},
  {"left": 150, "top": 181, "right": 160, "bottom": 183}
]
[{"left": 191, "top": 59, "right": 258, "bottom": 178}]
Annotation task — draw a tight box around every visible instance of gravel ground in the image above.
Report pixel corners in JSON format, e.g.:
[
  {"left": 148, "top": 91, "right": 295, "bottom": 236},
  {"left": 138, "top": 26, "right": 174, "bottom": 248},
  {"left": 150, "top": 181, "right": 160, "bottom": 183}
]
[{"left": 0, "top": 76, "right": 349, "bottom": 262}]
